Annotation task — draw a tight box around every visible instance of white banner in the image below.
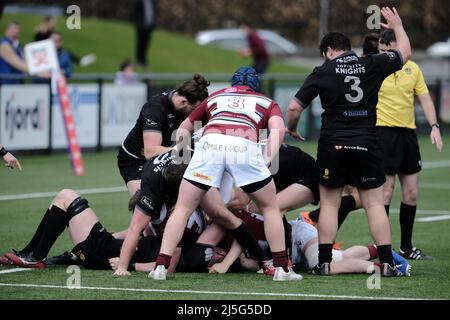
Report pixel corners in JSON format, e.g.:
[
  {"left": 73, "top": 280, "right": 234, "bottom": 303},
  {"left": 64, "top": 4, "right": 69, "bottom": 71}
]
[
  {"left": 52, "top": 84, "right": 99, "bottom": 149},
  {"left": 0, "top": 85, "right": 50, "bottom": 150},
  {"left": 24, "top": 39, "right": 59, "bottom": 75},
  {"left": 101, "top": 84, "right": 147, "bottom": 147}
]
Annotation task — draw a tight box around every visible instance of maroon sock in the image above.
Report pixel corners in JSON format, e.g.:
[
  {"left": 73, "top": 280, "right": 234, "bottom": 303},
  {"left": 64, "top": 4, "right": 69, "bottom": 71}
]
[
  {"left": 367, "top": 244, "right": 378, "bottom": 260},
  {"left": 155, "top": 253, "right": 171, "bottom": 268},
  {"left": 271, "top": 251, "right": 288, "bottom": 272}
]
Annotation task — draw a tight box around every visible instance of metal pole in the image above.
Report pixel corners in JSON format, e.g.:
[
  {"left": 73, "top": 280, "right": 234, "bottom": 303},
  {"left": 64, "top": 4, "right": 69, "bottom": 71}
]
[{"left": 319, "top": 0, "right": 330, "bottom": 40}]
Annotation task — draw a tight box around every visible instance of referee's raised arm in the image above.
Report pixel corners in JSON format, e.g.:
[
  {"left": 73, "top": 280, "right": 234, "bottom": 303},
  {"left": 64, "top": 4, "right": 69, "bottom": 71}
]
[{"left": 380, "top": 7, "right": 411, "bottom": 64}]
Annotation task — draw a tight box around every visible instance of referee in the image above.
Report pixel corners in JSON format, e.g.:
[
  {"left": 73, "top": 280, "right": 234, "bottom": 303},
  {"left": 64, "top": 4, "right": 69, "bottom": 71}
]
[
  {"left": 286, "top": 7, "right": 411, "bottom": 276},
  {"left": 377, "top": 29, "right": 443, "bottom": 260}
]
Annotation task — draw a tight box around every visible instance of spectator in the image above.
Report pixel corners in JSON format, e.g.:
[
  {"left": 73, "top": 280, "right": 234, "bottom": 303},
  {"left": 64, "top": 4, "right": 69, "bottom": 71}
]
[
  {"left": 239, "top": 25, "right": 270, "bottom": 74},
  {"left": 114, "top": 58, "right": 139, "bottom": 85},
  {"left": 0, "top": 21, "right": 27, "bottom": 84},
  {"left": 50, "top": 32, "right": 73, "bottom": 78},
  {"left": 131, "top": 0, "right": 157, "bottom": 68},
  {"left": 34, "top": 16, "right": 56, "bottom": 42}
]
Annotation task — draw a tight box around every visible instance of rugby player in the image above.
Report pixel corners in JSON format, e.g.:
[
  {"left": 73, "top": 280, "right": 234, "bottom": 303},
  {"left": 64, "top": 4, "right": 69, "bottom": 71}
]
[
  {"left": 285, "top": 7, "right": 411, "bottom": 276},
  {"left": 117, "top": 74, "right": 210, "bottom": 196},
  {"left": 149, "top": 67, "right": 302, "bottom": 281}
]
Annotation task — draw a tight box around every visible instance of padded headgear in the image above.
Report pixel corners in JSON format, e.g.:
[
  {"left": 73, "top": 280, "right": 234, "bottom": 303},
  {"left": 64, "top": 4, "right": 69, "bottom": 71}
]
[{"left": 231, "top": 66, "right": 260, "bottom": 92}]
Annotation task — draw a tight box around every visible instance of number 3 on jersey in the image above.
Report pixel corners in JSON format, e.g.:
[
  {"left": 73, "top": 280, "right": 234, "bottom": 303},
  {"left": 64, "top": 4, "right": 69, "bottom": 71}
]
[{"left": 344, "top": 76, "right": 363, "bottom": 103}]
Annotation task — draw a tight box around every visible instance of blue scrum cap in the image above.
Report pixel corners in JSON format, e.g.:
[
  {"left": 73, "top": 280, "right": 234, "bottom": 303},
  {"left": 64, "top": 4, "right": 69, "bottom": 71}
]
[{"left": 230, "top": 66, "right": 260, "bottom": 92}]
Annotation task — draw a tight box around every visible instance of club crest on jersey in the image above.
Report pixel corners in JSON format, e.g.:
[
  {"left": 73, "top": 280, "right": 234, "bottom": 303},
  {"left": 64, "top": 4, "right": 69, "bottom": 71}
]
[
  {"left": 323, "top": 168, "right": 330, "bottom": 180},
  {"left": 404, "top": 67, "right": 412, "bottom": 75}
]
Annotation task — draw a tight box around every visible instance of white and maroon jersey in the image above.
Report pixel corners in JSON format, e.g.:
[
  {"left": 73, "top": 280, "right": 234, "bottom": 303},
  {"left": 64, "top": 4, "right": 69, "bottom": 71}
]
[
  {"left": 148, "top": 205, "right": 206, "bottom": 243},
  {"left": 188, "top": 85, "right": 283, "bottom": 141}
]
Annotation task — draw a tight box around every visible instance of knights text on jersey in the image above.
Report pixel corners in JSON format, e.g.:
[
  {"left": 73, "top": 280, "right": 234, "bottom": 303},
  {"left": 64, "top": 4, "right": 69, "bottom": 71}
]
[
  {"left": 294, "top": 50, "right": 402, "bottom": 146},
  {"left": 122, "top": 92, "right": 183, "bottom": 158}
]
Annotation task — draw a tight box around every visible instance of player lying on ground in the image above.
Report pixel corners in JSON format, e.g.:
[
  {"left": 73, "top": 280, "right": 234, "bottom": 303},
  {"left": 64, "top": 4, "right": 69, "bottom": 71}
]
[
  {"left": 208, "top": 193, "right": 411, "bottom": 276},
  {"left": 0, "top": 188, "right": 230, "bottom": 272}
]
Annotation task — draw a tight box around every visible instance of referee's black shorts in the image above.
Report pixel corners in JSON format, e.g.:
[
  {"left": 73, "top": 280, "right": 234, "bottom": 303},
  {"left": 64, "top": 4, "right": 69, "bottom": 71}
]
[
  {"left": 316, "top": 141, "right": 386, "bottom": 189},
  {"left": 376, "top": 126, "right": 422, "bottom": 175}
]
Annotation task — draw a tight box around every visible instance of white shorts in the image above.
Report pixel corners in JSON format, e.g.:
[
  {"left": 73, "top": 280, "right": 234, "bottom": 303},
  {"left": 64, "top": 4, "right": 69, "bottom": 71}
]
[
  {"left": 304, "top": 244, "right": 343, "bottom": 270},
  {"left": 184, "top": 134, "right": 271, "bottom": 189},
  {"left": 289, "top": 220, "right": 343, "bottom": 269}
]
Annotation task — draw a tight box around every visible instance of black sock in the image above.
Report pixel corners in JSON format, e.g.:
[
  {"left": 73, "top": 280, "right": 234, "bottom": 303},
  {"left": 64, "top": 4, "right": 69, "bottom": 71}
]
[
  {"left": 32, "top": 206, "right": 70, "bottom": 261},
  {"left": 21, "top": 209, "right": 51, "bottom": 254},
  {"left": 384, "top": 205, "right": 390, "bottom": 217},
  {"left": 318, "top": 243, "right": 333, "bottom": 265},
  {"left": 337, "top": 195, "right": 356, "bottom": 229},
  {"left": 230, "top": 223, "right": 265, "bottom": 263},
  {"left": 309, "top": 208, "right": 320, "bottom": 222},
  {"left": 377, "top": 244, "right": 394, "bottom": 268},
  {"left": 400, "top": 203, "right": 416, "bottom": 252}
]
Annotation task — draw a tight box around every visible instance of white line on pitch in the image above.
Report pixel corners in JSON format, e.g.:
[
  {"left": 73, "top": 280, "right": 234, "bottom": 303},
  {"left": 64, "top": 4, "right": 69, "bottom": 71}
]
[
  {"left": 0, "top": 186, "right": 127, "bottom": 201},
  {"left": 0, "top": 283, "right": 430, "bottom": 300},
  {"left": 416, "top": 214, "right": 450, "bottom": 222},
  {"left": 0, "top": 268, "right": 34, "bottom": 275},
  {"left": 423, "top": 160, "right": 450, "bottom": 169}
]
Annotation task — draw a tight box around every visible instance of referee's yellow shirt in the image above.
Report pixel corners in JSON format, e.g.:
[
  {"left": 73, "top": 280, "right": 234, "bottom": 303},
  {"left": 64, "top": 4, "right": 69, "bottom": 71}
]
[{"left": 376, "top": 60, "right": 429, "bottom": 129}]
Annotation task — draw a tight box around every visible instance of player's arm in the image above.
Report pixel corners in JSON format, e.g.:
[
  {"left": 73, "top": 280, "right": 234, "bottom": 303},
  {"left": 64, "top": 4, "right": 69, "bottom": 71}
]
[
  {"left": 264, "top": 114, "right": 285, "bottom": 165},
  {"left": 0, "top": 43, "right": 28, "bottom": 72},
  {"left": 175, "top": 101, "right": 204, "bottom": 150},
  {"left": 286, "top": 71, "right": 319, "bottom": 140},
  {"left": 143, "top": 131, "right": 173, "bottom": 159},
  {"left": 114, "top": 208, "right": 150, "bottom": 276},
  {"left": 286, "top": 99, "right": 306, "bottom": 141},
  {"left": 0, "top": 144, "right": 22, "bottom": 171},
  {"left": 380, "top": 7, "right": 411, "bottom": 64},
  {"left": 209, "top": 239, "right": 242, "bottom": 274},
  {"left": 417, "top": 93, "right": 443, "bottom": 152}
]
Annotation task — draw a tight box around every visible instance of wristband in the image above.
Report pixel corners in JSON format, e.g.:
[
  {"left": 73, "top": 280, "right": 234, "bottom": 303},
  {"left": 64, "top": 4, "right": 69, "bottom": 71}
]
[
  {"left": 431, "top": 123, "right": 440, "bottom": 129},
  {"left": 0, "top": 147, "right": 8, "bottom": 157}
]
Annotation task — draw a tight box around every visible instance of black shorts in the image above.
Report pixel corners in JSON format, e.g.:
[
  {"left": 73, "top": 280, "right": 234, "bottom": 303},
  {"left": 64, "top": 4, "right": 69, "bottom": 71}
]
[
  {"left": 316, "top": 141, "right": 386, "bottom": 189},
  {"left": 132, "top": 236, "right": 162, "bottom": 263},
  {"left": 294, "top": 154, "right": 320, "bottom": 205},
  {"left": 72, "top": 222, "right": 123, "bottom": 270},
  {"left": 273, "top": 148, "right": 320, "bottom": 205},
  {"left": 117, "top": 148, "right": 146, "bottom": 183},
  {"left": 377, "top": 126, "right": 422, "bottom": 175}
]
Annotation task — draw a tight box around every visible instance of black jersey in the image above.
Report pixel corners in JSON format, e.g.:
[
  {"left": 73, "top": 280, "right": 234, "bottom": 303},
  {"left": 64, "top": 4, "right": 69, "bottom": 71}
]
[
  {"left": 136, "top": 151, "right": 177, "bottom": 219},
  {"left": 295, "top": 50, "right": 403, "bottom": 146},
  {"left": 122, "top": 91, "right": 184, "bottom": 159}
]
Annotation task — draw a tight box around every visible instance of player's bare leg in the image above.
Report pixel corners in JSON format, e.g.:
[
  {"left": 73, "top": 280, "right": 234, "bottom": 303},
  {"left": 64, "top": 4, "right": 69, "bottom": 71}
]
[
  {"left": 276, "top": 183, "right": 314, "bottom": 214},
  {"left": 248, "top": 180, "right": 302, "bottom": 281}
]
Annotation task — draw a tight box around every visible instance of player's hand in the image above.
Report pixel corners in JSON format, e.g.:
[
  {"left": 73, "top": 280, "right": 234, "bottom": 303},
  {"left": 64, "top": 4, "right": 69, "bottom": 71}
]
[
  {"left": 430, "top": 127, "right": 443, "bottom": 152},
  {"left": 287, "top": 130, "right": 305, "bottom": 141},
  {"left": 3, "top": 152, "right": 22, "bottom": 171},
  {"left": 380, "top": 7, "right": 403, "bottom": 30},
  {"left": 209, "top": 262, "right": 229, "bottom": 274},
  {"left": 109, "top": 257, "right": 120, "bottom": 271},
  {"left": 113, "top": 267, "right": 131, "bottom": 276}
]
